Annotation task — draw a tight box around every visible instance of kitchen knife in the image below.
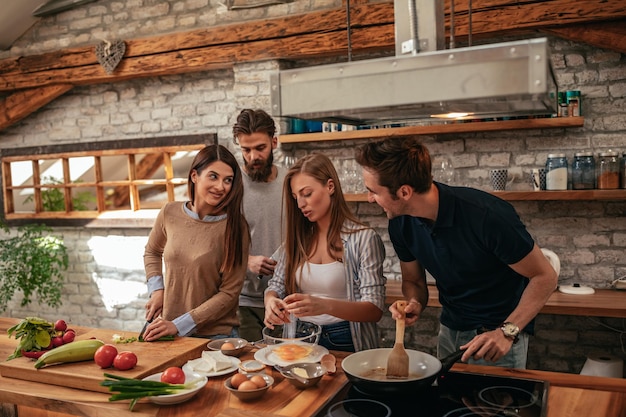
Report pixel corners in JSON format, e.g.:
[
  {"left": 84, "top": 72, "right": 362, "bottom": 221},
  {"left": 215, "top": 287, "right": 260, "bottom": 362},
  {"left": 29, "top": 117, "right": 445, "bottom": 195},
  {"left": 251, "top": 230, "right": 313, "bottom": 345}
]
[{"left": 138, "top": 319, "right": 152, "bottom": 341}]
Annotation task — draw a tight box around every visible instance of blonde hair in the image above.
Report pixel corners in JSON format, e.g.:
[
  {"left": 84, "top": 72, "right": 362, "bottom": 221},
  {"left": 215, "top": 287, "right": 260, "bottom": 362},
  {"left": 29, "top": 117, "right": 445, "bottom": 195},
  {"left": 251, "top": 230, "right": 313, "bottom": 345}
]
[{"left": 282, "top": 153, "right": 367, "bottom": 294}]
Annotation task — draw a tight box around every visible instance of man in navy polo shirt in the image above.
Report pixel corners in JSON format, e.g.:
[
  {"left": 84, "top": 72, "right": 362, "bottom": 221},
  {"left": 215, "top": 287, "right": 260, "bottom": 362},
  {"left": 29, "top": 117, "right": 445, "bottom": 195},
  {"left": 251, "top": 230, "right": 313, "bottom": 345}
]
[{"left": 355, "top": 137, "right": 557, "bottom": 369}]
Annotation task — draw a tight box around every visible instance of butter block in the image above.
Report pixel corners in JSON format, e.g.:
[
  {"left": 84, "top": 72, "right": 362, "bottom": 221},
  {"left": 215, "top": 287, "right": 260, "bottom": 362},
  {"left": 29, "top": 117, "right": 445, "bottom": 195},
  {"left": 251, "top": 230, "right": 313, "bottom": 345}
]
[
  {"left": 187, "top": 357, "right": 214, "bottom": 373},
  {"left": 292, "top": 367, "right": 309, "bottom": 378},
  {"left": 201, "top": 350, "right": 232, "bottom": 371}
]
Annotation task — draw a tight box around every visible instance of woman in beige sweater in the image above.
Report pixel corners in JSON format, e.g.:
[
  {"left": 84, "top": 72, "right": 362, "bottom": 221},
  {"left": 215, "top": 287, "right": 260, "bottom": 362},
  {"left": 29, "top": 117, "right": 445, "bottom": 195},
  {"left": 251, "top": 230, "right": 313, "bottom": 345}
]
[{"left": 142, "top": 144, "right": 250, "bottom": 341}]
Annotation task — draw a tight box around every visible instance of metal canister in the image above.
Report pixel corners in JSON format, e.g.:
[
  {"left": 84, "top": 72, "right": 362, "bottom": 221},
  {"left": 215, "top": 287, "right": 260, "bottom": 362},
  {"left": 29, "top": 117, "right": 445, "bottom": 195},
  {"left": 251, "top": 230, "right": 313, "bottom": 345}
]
[
  {"left": 597, "top": 151, "right": 620, "bottom": 189},
  {"left": 545, "top": 153, "right": 568, "bottom": 190},
  {"left": 571, "top": 152, "right": 595, "bottom": 189}
]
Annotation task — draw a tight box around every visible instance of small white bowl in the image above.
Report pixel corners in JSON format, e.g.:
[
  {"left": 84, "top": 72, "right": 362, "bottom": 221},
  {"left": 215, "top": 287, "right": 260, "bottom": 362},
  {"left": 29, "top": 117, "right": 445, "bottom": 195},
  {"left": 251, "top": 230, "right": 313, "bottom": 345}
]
[
  {"left": 279, "top": 362, "right": 326, "bottom": 389},
  {"left": 206, "top": 337, "right": 248, "bottom": 357},
  {"left": 142, "top": 370, "right": 207, "bottom": 405},
  {"left": 224, "top": 374, "right": 274, "bottom": 402}
]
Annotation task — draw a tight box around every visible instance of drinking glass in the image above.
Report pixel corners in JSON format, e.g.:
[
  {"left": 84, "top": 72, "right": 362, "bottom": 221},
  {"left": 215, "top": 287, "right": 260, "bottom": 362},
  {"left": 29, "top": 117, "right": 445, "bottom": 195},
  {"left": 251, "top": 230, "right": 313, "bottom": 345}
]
[
  {"left": 435, "top": 157, "right": 454, "bottom": 184},
  {"left": 283, "top": 153, "right": 297, "bottom": 168}
]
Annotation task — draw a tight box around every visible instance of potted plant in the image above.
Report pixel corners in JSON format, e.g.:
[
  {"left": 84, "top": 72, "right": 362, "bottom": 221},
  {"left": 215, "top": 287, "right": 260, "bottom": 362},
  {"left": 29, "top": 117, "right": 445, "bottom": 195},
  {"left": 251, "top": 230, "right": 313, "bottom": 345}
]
[{"left": 0, "top": 219, "right": 68, "bottom": 313}]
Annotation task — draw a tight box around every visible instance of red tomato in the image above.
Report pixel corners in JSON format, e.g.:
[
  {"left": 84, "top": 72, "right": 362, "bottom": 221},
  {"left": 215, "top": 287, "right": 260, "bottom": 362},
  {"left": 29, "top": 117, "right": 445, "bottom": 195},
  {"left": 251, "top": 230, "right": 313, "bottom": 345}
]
[
  {"left": 51, "top": 336, "right": 64, "bottom": 348},
  {"left": 62, "top": 330, "right": 75, "bottom": 344},
  {"left": 160, "top": 367, "right": 186, "bottom": 384},
  {"left": 94, "top": 344, "right": 118, "bottom": 368},
  {"left": 54, "top": 319, "right": 67, "bottom": 332},
  {"left": 113, "top": 351, "right": 138, "bottom": 371}
]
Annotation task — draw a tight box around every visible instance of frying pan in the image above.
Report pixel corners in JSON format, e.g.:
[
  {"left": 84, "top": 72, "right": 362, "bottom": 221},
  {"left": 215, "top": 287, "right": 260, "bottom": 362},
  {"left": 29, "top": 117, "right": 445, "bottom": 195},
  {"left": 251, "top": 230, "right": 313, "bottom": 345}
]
[{"left": 341, "top": 348, "right": 463, "bottom": 394}]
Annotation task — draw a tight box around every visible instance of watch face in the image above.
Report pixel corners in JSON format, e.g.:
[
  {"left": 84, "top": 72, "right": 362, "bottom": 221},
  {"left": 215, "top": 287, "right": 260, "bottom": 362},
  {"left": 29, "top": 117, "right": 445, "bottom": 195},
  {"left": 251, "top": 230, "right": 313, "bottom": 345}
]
[{"left": 502, "top": 322, "right": 520, "bottom": 336}]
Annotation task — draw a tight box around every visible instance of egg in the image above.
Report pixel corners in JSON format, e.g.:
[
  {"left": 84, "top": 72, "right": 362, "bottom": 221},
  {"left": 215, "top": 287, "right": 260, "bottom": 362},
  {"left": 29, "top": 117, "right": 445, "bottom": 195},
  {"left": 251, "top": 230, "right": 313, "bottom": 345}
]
[
  {"left": 230, "top": 373, "right": 248, "bottom": 389},
  {"left": 238, "top": 380, "right": 259, "bottom": 391},
  {"left": 221, "top": 342, "right": 235, "bottom": 351},
  {"left": 250, "top": 375, "right": 266, "bottom": 388}
]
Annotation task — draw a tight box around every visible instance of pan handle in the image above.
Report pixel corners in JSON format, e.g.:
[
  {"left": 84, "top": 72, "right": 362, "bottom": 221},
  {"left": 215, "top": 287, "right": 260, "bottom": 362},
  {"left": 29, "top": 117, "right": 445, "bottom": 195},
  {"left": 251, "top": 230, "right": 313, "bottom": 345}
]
[{"left": 439, "top": 349, "right": 465, "bottom": 375}]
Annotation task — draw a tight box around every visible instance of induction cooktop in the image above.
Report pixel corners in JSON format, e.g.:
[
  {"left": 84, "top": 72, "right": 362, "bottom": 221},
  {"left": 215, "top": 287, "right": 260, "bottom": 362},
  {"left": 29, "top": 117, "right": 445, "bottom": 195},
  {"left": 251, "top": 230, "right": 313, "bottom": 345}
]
[{"left": 316, "top": 370, "right": 549, "bottom": 417}]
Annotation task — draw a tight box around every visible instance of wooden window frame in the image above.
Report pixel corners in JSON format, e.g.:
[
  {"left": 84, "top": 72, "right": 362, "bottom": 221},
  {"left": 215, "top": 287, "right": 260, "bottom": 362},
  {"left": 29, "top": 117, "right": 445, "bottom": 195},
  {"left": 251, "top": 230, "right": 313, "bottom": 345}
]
[{"left": 1, "top": 134, "right": 216, "bottom": 228}]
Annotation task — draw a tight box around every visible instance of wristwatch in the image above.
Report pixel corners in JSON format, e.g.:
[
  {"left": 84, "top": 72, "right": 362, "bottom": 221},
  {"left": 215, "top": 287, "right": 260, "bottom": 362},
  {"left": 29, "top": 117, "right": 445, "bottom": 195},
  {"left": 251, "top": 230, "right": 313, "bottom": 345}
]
[{"left": 500, "top": 322, "right": 520, "bottom": 343}]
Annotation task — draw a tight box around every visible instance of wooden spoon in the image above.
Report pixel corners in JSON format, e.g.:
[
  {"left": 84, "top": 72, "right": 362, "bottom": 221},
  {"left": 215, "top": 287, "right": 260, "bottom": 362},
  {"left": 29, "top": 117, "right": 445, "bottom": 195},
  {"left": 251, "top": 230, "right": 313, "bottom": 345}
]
[{"left": 386, "top": 300, "right": 409, "bottom": 379}]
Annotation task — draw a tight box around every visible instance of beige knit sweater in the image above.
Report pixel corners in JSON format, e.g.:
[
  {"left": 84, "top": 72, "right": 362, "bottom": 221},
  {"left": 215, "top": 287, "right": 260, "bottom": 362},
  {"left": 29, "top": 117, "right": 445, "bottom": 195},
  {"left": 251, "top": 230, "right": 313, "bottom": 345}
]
[{"left": 144, "top": 202, "right": 249, "bottom": 336}]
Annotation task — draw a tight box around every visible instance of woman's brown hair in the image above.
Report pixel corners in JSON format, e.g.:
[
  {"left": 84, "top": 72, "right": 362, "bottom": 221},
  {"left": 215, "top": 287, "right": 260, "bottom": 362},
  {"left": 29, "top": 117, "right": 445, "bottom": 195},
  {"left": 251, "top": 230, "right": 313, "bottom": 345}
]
[{"left": 187, "top": 144, "right": 249, "bottom": 273}]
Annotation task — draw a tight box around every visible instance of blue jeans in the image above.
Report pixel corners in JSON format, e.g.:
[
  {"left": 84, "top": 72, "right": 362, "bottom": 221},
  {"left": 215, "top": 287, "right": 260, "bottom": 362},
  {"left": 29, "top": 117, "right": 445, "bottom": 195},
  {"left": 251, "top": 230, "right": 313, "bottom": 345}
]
[
  {"left": 319, "top": 321, "right": 354, "bottom": 352},
  {"left": 437, "top": 323, "right": 529, "bottom": 369},
  {"left": 193, "top": 327, "right": 239, "bottom": 340}
]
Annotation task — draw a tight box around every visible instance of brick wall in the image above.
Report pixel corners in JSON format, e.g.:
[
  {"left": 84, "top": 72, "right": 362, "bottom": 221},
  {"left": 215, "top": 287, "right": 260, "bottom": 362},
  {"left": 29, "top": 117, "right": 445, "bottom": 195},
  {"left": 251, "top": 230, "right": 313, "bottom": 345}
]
[{"left": 0, "top": 0, "right": 625, "bottom": 375}]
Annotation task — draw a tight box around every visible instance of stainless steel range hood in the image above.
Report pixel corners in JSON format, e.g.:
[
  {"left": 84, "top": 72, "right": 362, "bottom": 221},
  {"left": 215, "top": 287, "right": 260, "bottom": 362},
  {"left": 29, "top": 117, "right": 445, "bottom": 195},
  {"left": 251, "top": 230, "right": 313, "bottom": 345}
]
[{"left": 270, "top": 1, "right": 557, "bottom": 125}]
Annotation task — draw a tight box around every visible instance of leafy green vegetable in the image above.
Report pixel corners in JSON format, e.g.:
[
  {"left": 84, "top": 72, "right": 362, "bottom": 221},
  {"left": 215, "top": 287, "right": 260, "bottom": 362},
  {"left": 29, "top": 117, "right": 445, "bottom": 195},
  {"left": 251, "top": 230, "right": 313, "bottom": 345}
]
[
  {"left": 138, "top": 335, "right": 175, "bottom": 342},
  {"left": 112, "top": 334, "right": 138, "bottom": 344},
  {"left": 6, "top": 317, "right": 56, "bottom": 360}
]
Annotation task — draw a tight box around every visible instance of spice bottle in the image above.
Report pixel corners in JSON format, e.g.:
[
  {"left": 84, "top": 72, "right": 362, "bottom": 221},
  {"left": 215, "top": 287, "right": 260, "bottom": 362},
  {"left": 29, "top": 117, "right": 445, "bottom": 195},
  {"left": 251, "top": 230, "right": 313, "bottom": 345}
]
[
  {"left": 597, "top": 151, "right": 620, "bottom": 189},
  {"left": 571, "top": 152, "right": 595, "bottom": 189},
  {"left": 545, "top": 153, "right": 568, "bottom": 190},
  {"left": 557, "top": 91, "right": 567, "bottom": 117},
  {"left": 566, "top": 90, "right": 581, "bottom": 117}
]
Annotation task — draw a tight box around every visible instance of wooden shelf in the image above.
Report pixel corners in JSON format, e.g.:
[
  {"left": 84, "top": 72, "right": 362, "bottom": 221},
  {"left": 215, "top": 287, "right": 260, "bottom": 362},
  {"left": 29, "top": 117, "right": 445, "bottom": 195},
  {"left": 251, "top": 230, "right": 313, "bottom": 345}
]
[
  {"left": 279, "top": 117, "right": 584, "bottom": 144},
  {"left": 345, "top": 190, "right": 626, "bottom": 202},
  {"left": 292, "top": 117, "right": 623, "bottom": 203},
  {"left": 386, "top": 282, "right": 626, "bottom": 318},
  {"left": 493, "top": 190, "right": 626, "bottom": 201}
]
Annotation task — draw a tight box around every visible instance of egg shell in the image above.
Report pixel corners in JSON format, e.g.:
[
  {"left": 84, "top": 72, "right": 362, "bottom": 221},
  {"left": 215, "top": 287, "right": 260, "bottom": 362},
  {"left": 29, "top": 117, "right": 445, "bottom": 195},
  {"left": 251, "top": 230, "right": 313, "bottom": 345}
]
[
  {"left": 250, "top": 375, "right": 267, "bottom": 388},
  {"left": 221, "top": 342, "right": 235, "bottom": 351},
  {"left": 238, "top": 380, "right": 259, "bottom": 391},
  {"left": 230, "top": 373, "right": 248, "bottom": 389}
]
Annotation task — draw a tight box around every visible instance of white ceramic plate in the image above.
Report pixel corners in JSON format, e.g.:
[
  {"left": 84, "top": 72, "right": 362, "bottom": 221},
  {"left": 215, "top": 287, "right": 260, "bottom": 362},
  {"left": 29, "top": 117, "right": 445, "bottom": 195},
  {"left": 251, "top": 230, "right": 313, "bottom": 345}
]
[
  {"left": 182, "top": 355, "right": 241, "bottom": 377},
  {"left": 254, "top": 343, "right": 329, "bottom": 367},
  {"left": 142, "top": 370, "right": 207, "bottom": 405}
]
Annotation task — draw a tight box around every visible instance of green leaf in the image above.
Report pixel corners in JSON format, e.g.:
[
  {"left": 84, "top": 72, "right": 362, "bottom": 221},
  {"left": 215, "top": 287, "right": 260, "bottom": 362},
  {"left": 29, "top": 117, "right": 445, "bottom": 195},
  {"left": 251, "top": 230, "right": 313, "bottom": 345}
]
[
  {"left": 35, "top": 329, "right": 51, "bottom": 348},
  {"left": 0, "top": 220, "right": 68, "bottom": 313}
]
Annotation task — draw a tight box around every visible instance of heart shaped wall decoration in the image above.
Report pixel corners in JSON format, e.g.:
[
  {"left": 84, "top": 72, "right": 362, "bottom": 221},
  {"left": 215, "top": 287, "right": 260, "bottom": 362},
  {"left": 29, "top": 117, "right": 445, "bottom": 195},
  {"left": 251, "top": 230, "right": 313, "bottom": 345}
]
[{"left": 95, "top": 40, "right": 126, "bottom": 74}]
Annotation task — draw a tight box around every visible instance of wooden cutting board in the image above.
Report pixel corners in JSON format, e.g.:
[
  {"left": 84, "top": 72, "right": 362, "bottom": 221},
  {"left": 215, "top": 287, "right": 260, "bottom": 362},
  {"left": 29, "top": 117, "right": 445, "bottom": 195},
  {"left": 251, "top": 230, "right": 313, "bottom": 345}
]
[{"left": 0, "top": 318, "right": 208, "bottom": 393}]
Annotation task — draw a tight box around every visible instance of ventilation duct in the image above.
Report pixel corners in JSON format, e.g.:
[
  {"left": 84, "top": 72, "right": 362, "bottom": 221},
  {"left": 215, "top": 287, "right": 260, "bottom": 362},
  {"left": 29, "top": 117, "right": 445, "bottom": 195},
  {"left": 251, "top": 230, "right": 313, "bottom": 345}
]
[{"left": 270, "top": 0, "right": 557, "bottom": 125}]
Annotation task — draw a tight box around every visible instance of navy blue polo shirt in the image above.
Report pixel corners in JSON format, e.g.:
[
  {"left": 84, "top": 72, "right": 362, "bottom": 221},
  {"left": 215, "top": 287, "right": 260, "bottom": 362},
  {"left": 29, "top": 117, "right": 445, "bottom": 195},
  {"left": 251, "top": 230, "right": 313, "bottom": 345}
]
[{"left": 389, "top": 182, "right": 535, "bottom": 334}]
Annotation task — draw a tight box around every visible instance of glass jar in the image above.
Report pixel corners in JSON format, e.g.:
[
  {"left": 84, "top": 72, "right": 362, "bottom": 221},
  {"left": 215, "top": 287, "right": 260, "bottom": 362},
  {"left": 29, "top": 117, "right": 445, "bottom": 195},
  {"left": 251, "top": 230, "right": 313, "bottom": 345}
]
[
  {"left": 545, "top": 153, "right": 568, "bottom": 190},
  {"left": 571, "top": 152, "right": 595, "bottom": 189},
  {"left": 597, "top": 151, "right": 620, "bottom": 189}
]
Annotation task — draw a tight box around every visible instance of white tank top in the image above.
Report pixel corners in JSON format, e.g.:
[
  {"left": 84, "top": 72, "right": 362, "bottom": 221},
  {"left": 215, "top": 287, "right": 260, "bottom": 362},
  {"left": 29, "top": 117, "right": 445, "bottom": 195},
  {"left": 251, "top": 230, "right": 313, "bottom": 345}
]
[{"left": 297, "top": 261, "right": 346, "bottom": 325}]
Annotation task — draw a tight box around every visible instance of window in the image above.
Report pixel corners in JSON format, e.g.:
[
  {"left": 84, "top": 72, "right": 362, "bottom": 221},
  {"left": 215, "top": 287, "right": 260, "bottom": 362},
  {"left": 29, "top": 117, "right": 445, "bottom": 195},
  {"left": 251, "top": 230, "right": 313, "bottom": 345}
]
[{"left": 1, "top": 134, "right": 216, "bottom": 227}]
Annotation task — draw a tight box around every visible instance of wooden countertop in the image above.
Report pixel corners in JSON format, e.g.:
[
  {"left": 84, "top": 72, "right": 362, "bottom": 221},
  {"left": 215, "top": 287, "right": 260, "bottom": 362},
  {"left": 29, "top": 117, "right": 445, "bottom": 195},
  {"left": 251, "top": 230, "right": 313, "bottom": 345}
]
[
  {"left": 0, "top": 317, "right": 349, "bottom": 417},
  {"left": 1, "top": 317, "right": 625, "bottom": 417},
  {"left": 386, "top": 282, "right": 626, "bottom": 318}
]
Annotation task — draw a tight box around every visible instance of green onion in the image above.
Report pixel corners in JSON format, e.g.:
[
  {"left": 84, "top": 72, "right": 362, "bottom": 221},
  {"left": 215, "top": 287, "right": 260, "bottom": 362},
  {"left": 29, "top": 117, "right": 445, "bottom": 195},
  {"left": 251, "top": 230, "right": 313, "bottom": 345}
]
[{"left": 101, "top": 373, "right": 192, "bottom": 411}]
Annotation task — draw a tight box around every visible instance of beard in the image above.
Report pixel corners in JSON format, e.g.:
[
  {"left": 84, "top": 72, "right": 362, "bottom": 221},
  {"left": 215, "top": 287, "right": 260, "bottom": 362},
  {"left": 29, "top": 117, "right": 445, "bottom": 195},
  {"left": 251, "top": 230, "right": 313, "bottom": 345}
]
[{"left": 245, "top": 152, "right": 274, "bottom": 182}]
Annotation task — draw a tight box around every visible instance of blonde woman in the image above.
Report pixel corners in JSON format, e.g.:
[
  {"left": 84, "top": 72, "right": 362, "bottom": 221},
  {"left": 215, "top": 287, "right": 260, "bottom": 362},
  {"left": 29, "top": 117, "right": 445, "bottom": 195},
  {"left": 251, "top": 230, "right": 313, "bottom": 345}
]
[{"left": 264, "top": 153, "right": 385, "bottom": 352}]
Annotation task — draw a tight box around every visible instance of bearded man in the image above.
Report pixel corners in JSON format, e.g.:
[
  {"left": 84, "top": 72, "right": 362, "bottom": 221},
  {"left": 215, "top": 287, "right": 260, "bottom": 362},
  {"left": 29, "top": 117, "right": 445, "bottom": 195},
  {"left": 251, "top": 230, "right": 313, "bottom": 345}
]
[{"left": 232, "top": 109, "right": 287, "bottom": 342}]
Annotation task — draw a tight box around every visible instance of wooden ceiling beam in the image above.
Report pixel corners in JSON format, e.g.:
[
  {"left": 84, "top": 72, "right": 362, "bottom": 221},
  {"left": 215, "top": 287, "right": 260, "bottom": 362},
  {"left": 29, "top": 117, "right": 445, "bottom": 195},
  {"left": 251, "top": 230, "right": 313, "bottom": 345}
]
[
  {"left": 0, "top": 84, "right": 73, "bottom": 131},
  {"left": 0, "top": 25, "right": 396, "bottom": 92},
  {"left": 541, "top": 20, "right": 626, "bottom": 54}
]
